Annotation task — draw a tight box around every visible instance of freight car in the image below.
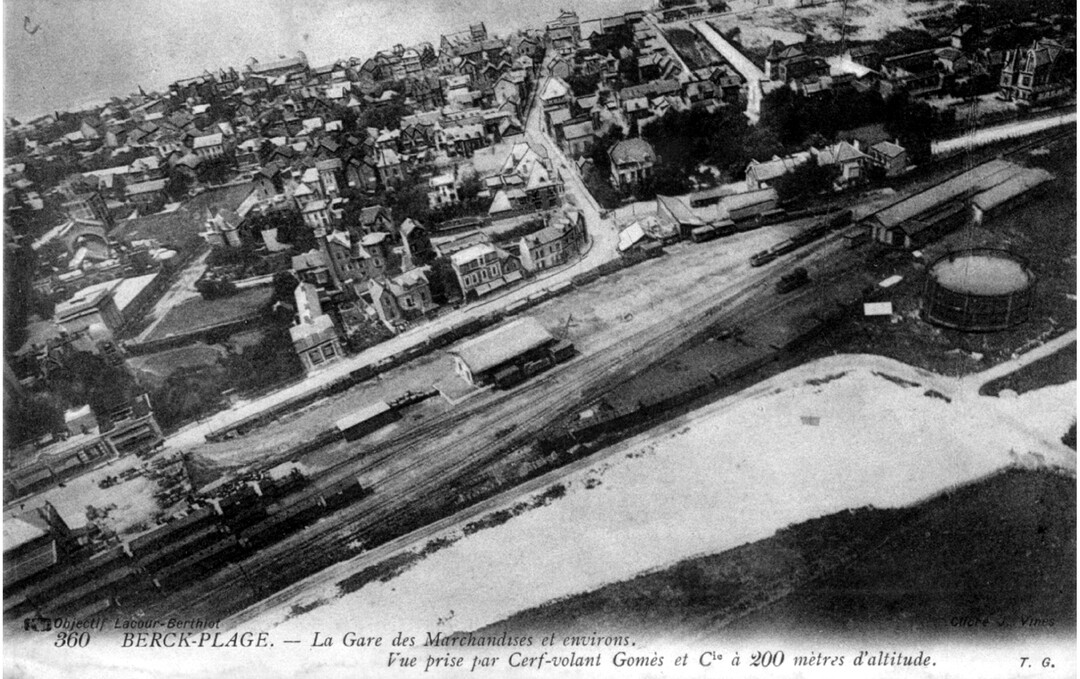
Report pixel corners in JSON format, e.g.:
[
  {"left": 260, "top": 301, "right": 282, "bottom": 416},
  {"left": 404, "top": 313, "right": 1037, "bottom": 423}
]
[{"left": 776, "top": 267, "right": 810, "bottom": 294}]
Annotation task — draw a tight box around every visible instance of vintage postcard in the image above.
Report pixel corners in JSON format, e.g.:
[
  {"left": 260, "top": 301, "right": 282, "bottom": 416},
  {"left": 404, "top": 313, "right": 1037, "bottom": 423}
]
[{"left": 2, "top": 0, "right": 1075, "bottom": 677}]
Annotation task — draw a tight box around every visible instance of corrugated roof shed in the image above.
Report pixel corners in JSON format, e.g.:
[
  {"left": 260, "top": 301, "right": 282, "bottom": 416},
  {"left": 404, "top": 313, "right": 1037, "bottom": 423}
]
[
  {"left": 971, "top": 168, "right": 1053, "bottom": 212},
  {"left": 335, "top": 402, "right": 391, "bottom": 433},
  {"left": 451, "top": 317, "right": 553, "bottom": 374},
  {"left": 871, "top": 159, "right": 1019, "bottom": 229}
]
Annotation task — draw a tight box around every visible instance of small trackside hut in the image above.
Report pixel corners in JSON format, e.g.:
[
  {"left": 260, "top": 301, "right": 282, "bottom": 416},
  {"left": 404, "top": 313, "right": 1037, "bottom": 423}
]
[
  {"left": 335, "top": 402, "right": 400, "bottom": 441},
  {"left": 449, "top": 317, "right": 570, "bottom": 388}
]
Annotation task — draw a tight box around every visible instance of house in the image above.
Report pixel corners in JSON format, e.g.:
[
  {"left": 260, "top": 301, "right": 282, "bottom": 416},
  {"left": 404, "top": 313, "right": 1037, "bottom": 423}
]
[
  {"left": 608, "top": 138, "right": 655, "bottom": 189},
  {"left": 290, "top": 282, "right": 344, "bottom": 372},
  {"left": 745, "top": 152, "right": 811, "bottom": 192},
  {"left": 999, "top": 39, "right": 1072, "bottom": 105},
  {"left": 314, "top": 226, "right": 388, "bottom": 290},
  {"left": 358, "top": 205, "right": 393, "bottom": 235},
  {"left": 191, "top": 133, "right": 226, "bottom": 160},
  {"left": 518, "top": 219, "right": 585, "bottom": 272},
  {"left": 812, "top": 140, "right": 868, "bottom": 187},
  {"left": 383, "top": 215, "right": 419, "bottom": 261},
  {"left": 315, "top": 158, "right": 343, "bottom": 196},
  {"left": 867, "top": 140, "right": 908, "bottom": 177},
  {"left": 450, "top": 242, "right": 522, "bottom": 298},
  {"left": 427, "top": 172, "right": 460, "bottom": 210},
  {"left": 880, "top": 50, "right": 941, "bottom": 97},
  {"left": 292, "top": 249, "right": 334, "bottom": 289},
  {"left": 375, "top": 148, "right": 404, "bottom": 187},
  {"left": 560, "top": 120, "right": 595, "bottom": 158},
  {"left": 539, "top": 77, "right": 572, "bottom": 111},
  {"left": 765, "top": 44, "right": 805, "bottom": 80},
  {"left": 369, "top": 268, "right": 437, "bottom": 327},
  {"left": 777, "top": 54, "right": 829, "bottom": 83},
  {"left": 200, "top": 207, "right": 244, "bottom": 248},
  {"left": 302, "top": 199, "right": 333, "bottom": 229},
  {"left": 124, "top": 178, "right": 169, "bottom": 208}
]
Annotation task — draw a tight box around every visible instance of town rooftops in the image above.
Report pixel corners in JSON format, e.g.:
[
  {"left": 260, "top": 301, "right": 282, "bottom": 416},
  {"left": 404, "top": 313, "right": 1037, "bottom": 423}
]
[
  {"left": 814, "top": 140, "right": 867, "bottom": 165},
  {"left": 540, "top": 78, "right": 570, "bottom": 102},
  {"left": 125, "top": 178, "right": 168, "bottom": 196},
  {"left": 192, "top": 133, "right": 223, "bottom": 149},
  {"left": 249, "top": 54, "right": 307, "bottom": 74},
  {"left": 450, "top": 242, "right": 496, "bottom": 266},
  {"left": 55, "top": 286, "right": 113, "bottom": 322},
  {"left": 291, "top": 249, "right": 326, "bottom": 271},
  {"left": 561, "top": 120, "right": 594, "bottom": 140},
  {"left": 870, "top": 140, "right": 906, "bottom": 158},
  {"left": 289, "top": 313, "right": 337, "bottom": 350},
  {"left": 522, "top": 223, "right": 570, "bottom": 248},
  {"left": 748, "top": 152, "right": 811, "bottom": 181},
  {"left": 451, "top": 317, "right": 554, "bottom": 374}
]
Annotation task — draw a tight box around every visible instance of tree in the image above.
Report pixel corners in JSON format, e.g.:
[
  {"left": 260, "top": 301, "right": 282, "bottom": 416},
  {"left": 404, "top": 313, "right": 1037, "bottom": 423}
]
[
  {"left": 4, "top": 393, "right": 65, "bottom": 446},
  {"left": 774, "top": 161, "right": 834, "bottom": 204},
  {"left": 195, "top": 277, "right": 238, "bottom": 300},
  {"left": 458, "top": 173, "right": 484, "bottom": 205},
  {"left": 426, "top": 257, "right": 461, "bottom": 305},
  {"left": 222, "top": 325, "right": 304, "bottom": 394},
  {"left": 272, "top": 271, "right": 299, "bottom": 305},
  {"left": 884, "top": 92, "right": 944, "bottom": 165}
]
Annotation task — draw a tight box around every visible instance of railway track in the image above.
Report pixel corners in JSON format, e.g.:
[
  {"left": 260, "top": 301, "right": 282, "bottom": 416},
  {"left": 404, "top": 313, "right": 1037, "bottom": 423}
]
[
  {"left": 142, "top": 228, "right": 859, "bottom": 622},
  {"left": 138, "top": 125, "right": 1079, "bottom": 621}
]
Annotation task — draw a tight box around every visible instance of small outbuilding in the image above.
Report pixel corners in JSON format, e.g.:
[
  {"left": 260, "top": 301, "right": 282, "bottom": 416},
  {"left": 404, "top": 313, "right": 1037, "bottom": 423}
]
[{"left": 335, "top": 402, "right": 400, "bottom": 441}]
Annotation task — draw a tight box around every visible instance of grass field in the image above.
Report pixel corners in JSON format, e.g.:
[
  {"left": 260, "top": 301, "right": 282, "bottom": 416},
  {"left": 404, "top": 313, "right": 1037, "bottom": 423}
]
[
  {"left": 664, "top": 27, "right": 723, "bottom": 70},
  {"left": 484, "top": 469, "right": 1075, "bottom": 639},
  {"left": 981, "top": 344, "right": 1077, "bottom": 397},
  {"left": 144, "top": 287, "right": 273, "bottom": 340}
]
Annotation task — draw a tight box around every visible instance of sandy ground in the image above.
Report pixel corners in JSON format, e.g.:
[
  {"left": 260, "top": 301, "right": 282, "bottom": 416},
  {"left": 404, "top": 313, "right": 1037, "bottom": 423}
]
[
  {"left": 185, "top": 224, "right": 782, "bottom": 469},
  {"left": 711, "top": 0, "right": 945, "bottom": 46},
  {"left": 234, "top": 350, "right": 1075, "bottom": 638}
]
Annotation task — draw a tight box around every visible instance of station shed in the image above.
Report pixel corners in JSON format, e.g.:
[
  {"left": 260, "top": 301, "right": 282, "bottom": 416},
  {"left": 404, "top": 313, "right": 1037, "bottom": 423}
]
[
  {"left": 449, "top": 317, "right": 557, "bottom": 386},
  {"left": 335, "top": 402, "right": 400, "bottom": 441}
]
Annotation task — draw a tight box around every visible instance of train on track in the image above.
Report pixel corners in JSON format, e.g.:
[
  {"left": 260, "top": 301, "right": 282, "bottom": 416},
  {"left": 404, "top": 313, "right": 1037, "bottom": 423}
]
[
  {"left": 4, "top": 470, "right": 369, "bottom": 623},
  {"left": 749, "top": 209, "right": 854, "bottom": 267}
]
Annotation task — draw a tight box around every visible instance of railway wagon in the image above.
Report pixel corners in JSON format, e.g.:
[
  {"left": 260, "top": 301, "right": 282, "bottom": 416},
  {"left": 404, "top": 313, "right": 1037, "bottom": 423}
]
[
  {"left": 136, "top": 524, "right": 226, "bottom": 572},
  {"left": 152, "top": 536, "right": 241, "bottom": 591},
  {"left": 776, "top": 267, "right": 810, "bottom": 294},
  {"left": 757, "top": 208, "right": 787, "bottom": 226},
  {"left": 770, "top": 238, "right": 799, "bottom": 256},
  {"left": 40, "top": 565, "right": 137, "bottom": 618},
  {"left": 713, "top": 219, "right": 737, "bottom": 237},
  {"left": 494, "top": 365, "right": 526, "bottom": 389},
  {"left": 828, "top": 208, "right": 854, "bottom": 228},
  {"left": 125, "top": 506, "right": 219, "bottom": 558},
  {"left": 320, "top": 474, "right": 367, "bottom": 511},
  {"left": 690, "top": 224, "right": 720, "bottom": 243},
  {"left": 750, "top": 250, "right": 777, "bottom": 267}
]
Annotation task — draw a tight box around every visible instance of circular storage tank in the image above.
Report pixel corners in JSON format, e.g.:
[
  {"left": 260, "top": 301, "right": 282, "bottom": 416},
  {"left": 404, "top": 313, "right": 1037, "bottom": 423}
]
[{"left": 923, "top": 248, "right": 1036, "bottom": 331}]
